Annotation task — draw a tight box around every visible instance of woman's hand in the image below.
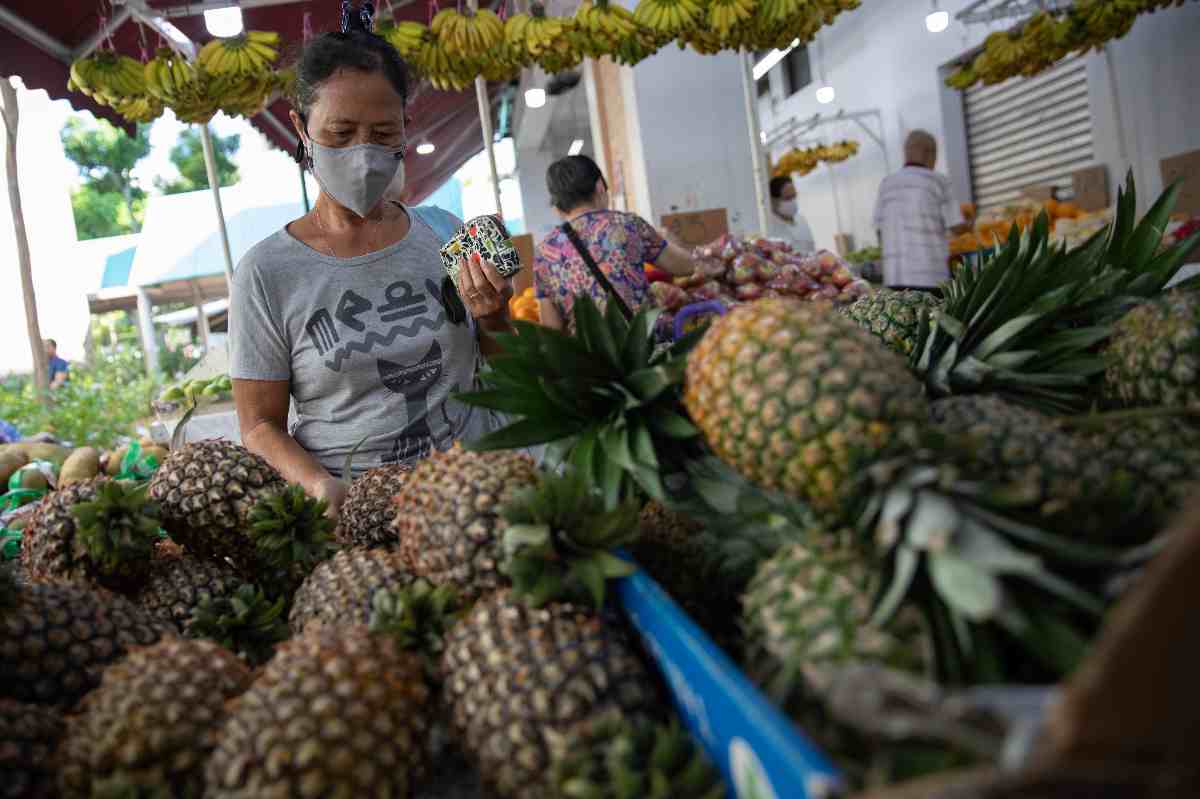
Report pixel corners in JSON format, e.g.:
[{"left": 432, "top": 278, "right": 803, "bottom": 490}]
[
  {"left": 457, "top": 252, "right": 513, "bottom": 325},
  {"left": 312, "top": 475, "right": 348, "bottom": 521}
]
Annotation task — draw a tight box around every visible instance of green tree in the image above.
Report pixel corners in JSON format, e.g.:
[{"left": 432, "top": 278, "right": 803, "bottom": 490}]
[
  {"left": 61, "top": 116, "right": 151, "bottom": 239},
  {"left": 156, "top": 128, "right": 240, "bottom": 195}
]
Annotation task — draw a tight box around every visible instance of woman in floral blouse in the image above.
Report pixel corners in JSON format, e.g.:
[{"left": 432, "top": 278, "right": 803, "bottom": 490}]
[{"left": 532, "top": 155, "right": 694, "bottom": 334}]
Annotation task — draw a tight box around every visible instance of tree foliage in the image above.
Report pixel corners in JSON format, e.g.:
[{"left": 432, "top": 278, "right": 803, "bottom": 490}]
[
  {"left": 61, "top": 116, "right": 150, "bottom": 238},
  {"left": 157, "top": 128, "right": 240, "bottom": 195}
]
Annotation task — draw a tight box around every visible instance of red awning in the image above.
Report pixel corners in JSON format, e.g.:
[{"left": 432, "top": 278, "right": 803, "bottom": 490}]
[{"left": 0, "top": 0, "right": 496, "bottom": 203}]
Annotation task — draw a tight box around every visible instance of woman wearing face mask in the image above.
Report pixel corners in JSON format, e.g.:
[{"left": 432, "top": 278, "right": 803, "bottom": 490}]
[
  {"left": 533, "top": 154, "right": 695, "bottom": 335},
  {"left": 767, "top": 175, "right": 816, "bottom": 253},
  {"left": 229, "top": 1, "right": 510, "bottom": 519}
]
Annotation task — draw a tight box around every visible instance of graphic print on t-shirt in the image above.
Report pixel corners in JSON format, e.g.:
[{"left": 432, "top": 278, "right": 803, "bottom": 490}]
[
  {"left": 301, "top": 276, "right": 471, "bottom": 464},
  {"left": 303, "top": 277, "right": 453, "bottom": 372}
]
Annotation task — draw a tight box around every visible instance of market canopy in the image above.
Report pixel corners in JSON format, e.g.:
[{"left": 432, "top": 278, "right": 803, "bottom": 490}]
[{"left": 0, "top": 0, "right": 499, "bottom": 203}]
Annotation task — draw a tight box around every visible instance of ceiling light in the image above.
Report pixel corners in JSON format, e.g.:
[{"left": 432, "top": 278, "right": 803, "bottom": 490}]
[
  {"left": 204, "top": 6, "right": 244, "bottom": 38},
  {"left": 926, "top": 10, "right": 950, "bottom": 33},
  {"left": 416, "top": 141, "right": 435, "bottom": 155},
  {"left": 815, "top": 85, "right": 836, "bottom": 104},
  {"left": 524, "top": 88, "right": 546, "bottom": 109},
  {"left": 567, "top": 139, "right": 584, "bottom": 156}
]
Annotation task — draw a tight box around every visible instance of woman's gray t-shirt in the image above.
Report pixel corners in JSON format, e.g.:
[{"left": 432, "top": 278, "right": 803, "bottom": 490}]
[{"left": 230, "top": 208, "right": 491, "bottom": 474}]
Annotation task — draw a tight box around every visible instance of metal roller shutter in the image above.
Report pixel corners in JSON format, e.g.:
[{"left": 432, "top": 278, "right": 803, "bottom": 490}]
[{"left": 964, "top": 54, "right": 1094, "bottom": 211}]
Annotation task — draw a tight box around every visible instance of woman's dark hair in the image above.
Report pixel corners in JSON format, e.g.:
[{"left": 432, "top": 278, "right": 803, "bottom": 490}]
[
  {"left": 769, "top": 175, "right": 793, "bottom": 199},
  {"left": 291, "top": 2, "right": 408, "bottom": 160},
  {"left": 547, "top": 155, "right": 606, "bottom": 212}
]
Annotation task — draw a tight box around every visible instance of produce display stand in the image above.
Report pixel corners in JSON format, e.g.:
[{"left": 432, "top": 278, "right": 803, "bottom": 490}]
[{"left": 617, "top": 564, "right": 846, "bottom": 799}]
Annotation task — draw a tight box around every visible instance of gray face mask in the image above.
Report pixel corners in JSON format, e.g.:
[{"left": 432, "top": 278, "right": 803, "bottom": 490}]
[{"left": 307, "top": 139, "right": 404, "bottom": 217}]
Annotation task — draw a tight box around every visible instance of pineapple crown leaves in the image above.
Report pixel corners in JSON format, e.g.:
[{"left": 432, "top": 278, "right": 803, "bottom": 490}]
[
  {"left": 187, "top": 583, "right": 289, "bottom": 666},
  {"left": 247, "top": 484, "right": 338, "bottom": 574},
  {"left": 911, "top": 173, "right": 1200, "bottom": 414},
  {"left": 550, "top": 716, "right": 724, "bottom": 799},
  {"left": 499, "top": 468, "right": 641, "bottom": 609},
  {"left": 69, "top": 480, "right": 162, "bottom": 575},
  {"left": 367, "top": 580, "right": 462, "bottom": 664},
  {"left": 455, "top": 294, "right": 701, "bottom": 509}
]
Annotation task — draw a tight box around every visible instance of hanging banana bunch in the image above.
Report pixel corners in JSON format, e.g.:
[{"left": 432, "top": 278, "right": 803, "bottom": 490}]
[
  {"left": 633, "top": 0, "right": 704, "bottom": 36},
  {"left": 380, "top": 20, "right": 429, "bottom": 58},
  {"left": 432, "top": 7, "right": 505, "bottom": 56},
  {"left": 574, "top": 0, "right": 642, "bottom": 57},
  {"left": 68, "top": 51, "right": 148, "bottom": 104},
  {"left": 705, "top": 0, "right": 757, "bottom": 38},
  {"left": 772, "top": 140, "right": 859, "bottom": 178},
  {"left": 505, "top": 5, "right": 581, "bottom": 74},
  {"left": 196, "top": 30, "right": 281, "bottom": 78}
]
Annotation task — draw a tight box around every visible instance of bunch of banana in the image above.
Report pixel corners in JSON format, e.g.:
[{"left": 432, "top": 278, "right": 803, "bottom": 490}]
[
  {"left": 679, "top": 27, "right": 724, "bottom": 55},
  {"left": 507, "top": 5, "right": 579, "bottom": 61},
  {"left": 409, "top": 35, "right": 484, "bottom": 92},
  {"left": 112, "top": 95, "right": 164, "bottom": 124},
  {"left": 633, "top": 0, "right": 704, "bottom": 35},
  {"left": 196, "top": 30, "right": 280, "bottom": 78},
  {"left": 574, "top": 0, "right": 642, "bottom": 55},
  {"left": 432, "top": 7, "right": 505, "bottom": 56},
  {"left": 706, "top": 0, "right": 757, "bottom": 37},
  {"left": 380, "top": 20, "right": 429, "bottom": 57},
  {"left": 610, "top": 27, "right": 664, "bottom": 65},
  {"left": 215, "top": 72, "right": 277, "bottom": 118},
  {"left": 68, "top": 51, "right": 147, "bottom": 103},
  {"left": 143, "top": 48, "right": 197, "bottom": 103},
  {"left": 819, "top": 139, "right": 859, "bottom": 162}
]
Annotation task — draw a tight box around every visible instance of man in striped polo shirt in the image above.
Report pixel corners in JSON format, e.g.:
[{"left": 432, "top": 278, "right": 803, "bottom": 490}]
[{"left": 872, "top": 130, "right": 970, "bottom": 294}]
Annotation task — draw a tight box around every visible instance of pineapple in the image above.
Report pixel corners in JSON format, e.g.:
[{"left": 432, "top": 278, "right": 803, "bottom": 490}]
[
  {"left": 441, "top": 589, "right": 661, "bottom": 799},
  {"left": 56, "top": 638, "right": 251, "bottom": 798},
  {"left": 339, "top": 463, "right": 412, "bottom": 547},
  {"left": 289, "top": 545, "right": 417, "bottom": 634},
  {"left": 135, "top": 541, "right": 242, "bottom": 634},
  {"left": 0, "top": 699, "right": 63, "bottom": 799},
  {"left": 393, "top": 444, "right": 538, "bottom": 602},
  {"left": 205, "top": 623, "right": 435, "bottom": 798},
  {"left": 684, "top": 297, "right": 928, "bottom": 518},
  {"left": 1103, "top": 290, "right": 1200, "bottom": 409},
  {"left": 243, "top": 483, "right": 337, "bottom": 592},
  {"left": 22, "top": 477, "right": 160, "bottom": 593},
  {"left": 840, "top": 288, "right": 941, "bottom": 356},
  {"left": 148, "top": 440, "right": 287, "bottom": 572},
  {"left": 548, "top": 717, "right": 724, "bottom": 799},
  {"left": 0, "top": 567, "right": 174, "bottom": 706},
  {"left": 929, "top": 395, "right": 1153, "bottom": 541},
  {"left": 187, "top": 584, "right": 289, "bottom": 667},
  {"left": 911, "top": 175, "right": 1200, "bottom": 413}
]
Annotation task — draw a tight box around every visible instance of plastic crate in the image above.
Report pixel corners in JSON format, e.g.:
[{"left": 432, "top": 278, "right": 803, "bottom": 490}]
[{"left": 616, "top": 563, "right": 845, "bottom": 799}]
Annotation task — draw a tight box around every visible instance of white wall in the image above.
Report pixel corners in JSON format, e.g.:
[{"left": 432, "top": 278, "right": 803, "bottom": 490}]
[
  {"left": 0, "top": 84, "right": 86, "bottom": 375},
  {"left": 630, "top": 48, "right": 761, "bottom": 234},
  {"left": 515, "top": 146, "right": 561, "bottom": 243},
  {"left": 756, "top": 0, "right": 1200, "bottom": 250}
]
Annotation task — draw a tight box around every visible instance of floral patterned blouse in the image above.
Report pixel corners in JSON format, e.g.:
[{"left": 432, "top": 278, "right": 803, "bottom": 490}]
[{"left": 533, "top": 210, "right": 668, "bottom": 334}]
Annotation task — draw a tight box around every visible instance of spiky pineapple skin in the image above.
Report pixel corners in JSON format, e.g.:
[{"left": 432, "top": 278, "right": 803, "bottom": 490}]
[
  {"left": 134, "top": 542, "right": 243, "bottom": 635},
  {"left": 22, "top": 477, "right": 149, "bottom": 592},
  {"left": 1104, "top": 291, "right": 1200, "bottom": 409},
  {"left": 57, "top": 638, "right": 251, "bottom": 798},
  {"left": 206, "top": 624, "right": 434, "bottom": 798},
  {"left": 393, "top": 445, "right": 538, "bottom": 602},
  {"left": 288, "top": 545, "right": 416, "bottom": 634},
  {"left": 929, "top": 395, "right": 1148, "bottom": 539},
  {"left": 0, "top": 582, "right": 174, "bottom": 706},
  {"left": 1082, "top": 417, "right": 1200, "bottom": 525},
  {"left": 685, "top": 298, "right": 928, "bottom": 517},
  {"left": 0, "top": 699, "right": 63, "bottom": 799},
  {"left": 839, "top": 288, "right": 941, "bottom": 357},
  {"left": 148, "top": 440, "right": 286, "bottom": 572},
  {"left": 441, "top": 590, "right": 660, "bottom": 799},
  {"left": 339, "top": 464, "right": 412, "bottom": 547}
]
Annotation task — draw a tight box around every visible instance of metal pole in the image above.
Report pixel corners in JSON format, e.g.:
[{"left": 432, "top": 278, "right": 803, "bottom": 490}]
[
  {"left": 739, "top": 52, "right": 771, "bottom": 236},
  {"left": 827, "top": 162, "right": 844, "bottom": 236},
  {"left": 199, "top": 123, "right": 236, "bottom": 292},
  {"left": 299, "top": 163, "right": 311, "bottom": 212},
  {"left": 467, "top": 0, "right": 503, "bottom": 216}
]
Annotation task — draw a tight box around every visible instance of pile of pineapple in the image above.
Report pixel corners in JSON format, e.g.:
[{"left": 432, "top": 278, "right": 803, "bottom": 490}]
[{"left": 5, "top": 174, "right": 1199, "bottom": 796}]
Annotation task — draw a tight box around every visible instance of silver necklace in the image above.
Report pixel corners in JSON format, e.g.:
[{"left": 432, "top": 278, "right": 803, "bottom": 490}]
[{"left": 312, "top": 202, "right": 389, "bottom": 259}]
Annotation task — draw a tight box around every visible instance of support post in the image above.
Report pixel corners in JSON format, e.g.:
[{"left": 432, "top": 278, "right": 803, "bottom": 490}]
[
  {"left": 739, "top": 52, "right": 771, "bottom": 236},
  {"left": 190, "top": 280, "right": 211, "bottom": 352},
  {"left": 468, "top": 0, "right": 503, "bottom": 216},
  {"left": 136, "top": 288, "right": 159, "bottom": 378},
  {"left": 199, "top": 123, "right": 235, "bottom": 292},
  {"left": 0, "top": 78, "right": 50, "bottom": 402}
]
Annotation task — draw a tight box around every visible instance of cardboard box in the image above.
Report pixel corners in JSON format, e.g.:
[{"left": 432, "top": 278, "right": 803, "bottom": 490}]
[
  {"left": 1072, "top": 165, "right": 1110, "bottom": 212},
  {"left": 1022, "top": 184, "right": 1055, "bottom": 203},
  {"left": 510, "top": 233, "right": 535, "bottom": 295},
  {"left": 661, "top": 208, "right": 729, "bottom": 249},
  {"left": 1161, "top": 149, "right": 1200, "bottom": 218}
]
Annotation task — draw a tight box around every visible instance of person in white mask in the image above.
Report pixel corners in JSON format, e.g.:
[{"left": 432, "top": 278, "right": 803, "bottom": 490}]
[
  {"left": 766, "top": 175, "right": 816, "bottom": 253},
  {"left": 230, "top": 0, "right": 511, "bottom": 519}
]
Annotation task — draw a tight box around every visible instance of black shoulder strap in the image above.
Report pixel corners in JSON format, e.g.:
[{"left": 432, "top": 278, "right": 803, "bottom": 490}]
[{"left": 560, "top": 221, "right": 633, "bottom": 320}]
